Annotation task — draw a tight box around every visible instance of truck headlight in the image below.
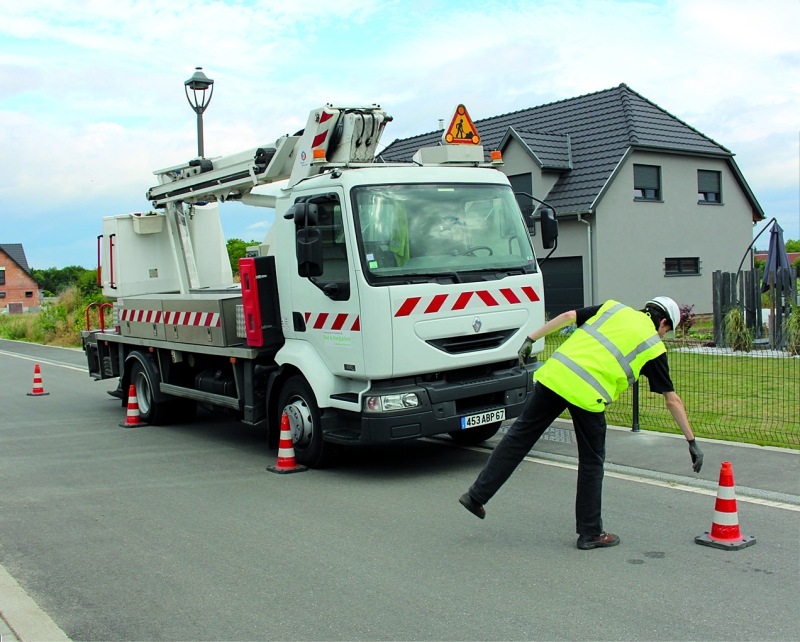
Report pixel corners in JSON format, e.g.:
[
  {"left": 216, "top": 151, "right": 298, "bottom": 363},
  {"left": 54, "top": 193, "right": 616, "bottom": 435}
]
[{"left": 364, "top": 393, "right": 420, "bottom": 412}]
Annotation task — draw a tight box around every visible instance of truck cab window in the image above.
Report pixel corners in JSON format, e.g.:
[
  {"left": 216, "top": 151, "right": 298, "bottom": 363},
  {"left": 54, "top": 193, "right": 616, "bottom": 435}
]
[{"left": 302, "top": 194, "right": 350, "bottom": 301}]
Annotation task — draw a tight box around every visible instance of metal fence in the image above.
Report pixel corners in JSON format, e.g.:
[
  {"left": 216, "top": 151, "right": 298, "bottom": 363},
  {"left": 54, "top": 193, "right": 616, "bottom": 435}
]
[{"left": 542, "top": 335, "right": 800, "bottom": 448}]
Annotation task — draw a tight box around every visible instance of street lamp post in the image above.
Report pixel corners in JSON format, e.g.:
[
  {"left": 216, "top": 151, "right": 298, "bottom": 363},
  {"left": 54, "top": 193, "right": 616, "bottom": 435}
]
[{"left": 184, "top": 67, "right": 214, "bottom": 158}]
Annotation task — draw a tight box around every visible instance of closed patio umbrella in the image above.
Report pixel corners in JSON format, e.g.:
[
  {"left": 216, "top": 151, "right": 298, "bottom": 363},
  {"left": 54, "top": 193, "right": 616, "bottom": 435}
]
[{"left": 761, "top": 221, "right": 791, "bottom": 293}]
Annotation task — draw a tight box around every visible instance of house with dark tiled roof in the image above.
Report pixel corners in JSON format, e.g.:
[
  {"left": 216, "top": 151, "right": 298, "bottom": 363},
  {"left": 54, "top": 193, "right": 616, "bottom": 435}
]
[
  {"left": 0, "top": 244, "right": 41, "bottom": 312},
  {"left": 379, "top": 84, "right": 764, "bottom": 314}
]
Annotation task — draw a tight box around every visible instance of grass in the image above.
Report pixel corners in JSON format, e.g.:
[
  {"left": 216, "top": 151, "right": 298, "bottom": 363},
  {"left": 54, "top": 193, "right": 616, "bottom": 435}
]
[
  {"left": 0, "top": 286, "right": 111, "bottom": 347},
  {"left": 542, "top": 334, "right": 799, "bottom": 449}
]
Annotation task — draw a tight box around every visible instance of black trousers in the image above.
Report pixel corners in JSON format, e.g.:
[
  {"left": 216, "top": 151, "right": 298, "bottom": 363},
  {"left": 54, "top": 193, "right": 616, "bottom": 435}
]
[{"left": 468, "top": 381, "right": 608, "bottom": 536}]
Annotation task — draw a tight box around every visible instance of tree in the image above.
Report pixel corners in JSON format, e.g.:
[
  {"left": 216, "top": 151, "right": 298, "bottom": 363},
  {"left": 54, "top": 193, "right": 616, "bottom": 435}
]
[
  {"left": 785, "top": 238, "right": 800, "bottom": 253},
  {"left": 226, "top": 238, "right": 260, "bottom": 275},
  {"left": 30, "top": 265, "right": 93, "bottom": 295}
]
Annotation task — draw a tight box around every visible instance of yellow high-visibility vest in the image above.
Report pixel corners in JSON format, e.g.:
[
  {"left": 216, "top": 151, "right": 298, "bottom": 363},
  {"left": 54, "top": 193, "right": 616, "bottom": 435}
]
[{"left": 535, "top": 300, "right": 666, "bottom": 412}]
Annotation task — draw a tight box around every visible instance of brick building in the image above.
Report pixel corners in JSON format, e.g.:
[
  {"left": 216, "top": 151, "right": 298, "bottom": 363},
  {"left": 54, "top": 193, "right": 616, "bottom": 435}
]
[{"left": 0, "top": 244, "right": 41, "bottom": 313}]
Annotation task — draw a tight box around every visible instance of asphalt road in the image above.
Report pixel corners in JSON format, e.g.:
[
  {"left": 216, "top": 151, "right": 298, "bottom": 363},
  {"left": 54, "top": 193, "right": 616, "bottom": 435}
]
[{"left": 1, "top": 339, "right": 798, "bottom": 641}]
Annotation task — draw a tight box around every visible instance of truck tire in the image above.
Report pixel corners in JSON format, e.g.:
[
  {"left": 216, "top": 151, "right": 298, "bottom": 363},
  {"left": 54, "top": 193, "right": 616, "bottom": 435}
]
[
  {"left": 129, "top": 360, "right": 168, "bottom": 425},
  {"left": 277, "top": 376, "right": 336, "bottom": 468},
  {"left": 448, "top": 421, "right": 502, "bottom": 446}
]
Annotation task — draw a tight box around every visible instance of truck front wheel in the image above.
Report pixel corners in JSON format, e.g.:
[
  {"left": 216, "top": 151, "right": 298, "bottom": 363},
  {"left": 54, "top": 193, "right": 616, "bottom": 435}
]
[
  {"left": 276, "top": 376, "right": 336, "bottom": 468},
  {"left": 448, "top": 422, "right": 502, "bottom": 446}
]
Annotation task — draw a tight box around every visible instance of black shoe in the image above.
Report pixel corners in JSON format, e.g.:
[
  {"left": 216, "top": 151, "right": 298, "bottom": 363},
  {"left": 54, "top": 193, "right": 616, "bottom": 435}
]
[
  {"left": 577, "top": 532, "right": 620, "bottom": 550},
  {"left": 107, "top": 389, "right": 125, "bottom": 399},
  {"left": 459, "top": 493, "right": 485, "bottom": 519}
]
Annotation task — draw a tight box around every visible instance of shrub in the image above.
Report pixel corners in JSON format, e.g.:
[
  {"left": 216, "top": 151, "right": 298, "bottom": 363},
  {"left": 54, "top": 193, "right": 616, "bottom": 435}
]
[
  {"left": 678, "top": 303, "right": 696, "bottom": 337},
  {"left": 1, "top": 285, "right": 111, "bottom": 347},
  {"left": 785, "top": 300, "right": 800, "bottom": 357},
  {"left": 723, "top": 307, "right": 753, "bottom": 352}
]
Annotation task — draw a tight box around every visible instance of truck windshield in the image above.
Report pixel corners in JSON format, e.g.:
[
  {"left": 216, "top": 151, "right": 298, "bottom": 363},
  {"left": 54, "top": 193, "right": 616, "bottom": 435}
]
[{"left": 352, "top": 184, "right": 536, "bottom": 280}]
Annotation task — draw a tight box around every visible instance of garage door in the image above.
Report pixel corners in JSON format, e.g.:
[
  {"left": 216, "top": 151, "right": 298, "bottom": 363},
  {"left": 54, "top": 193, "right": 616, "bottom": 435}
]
[{"left": 539, "top": 256, "right": 584, "bottom": 317}]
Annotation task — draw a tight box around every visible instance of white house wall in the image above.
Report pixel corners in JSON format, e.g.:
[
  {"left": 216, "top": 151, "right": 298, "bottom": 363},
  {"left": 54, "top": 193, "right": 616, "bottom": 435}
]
[{"left": 595, "top": 151, "right": 754, "bottom": 313}]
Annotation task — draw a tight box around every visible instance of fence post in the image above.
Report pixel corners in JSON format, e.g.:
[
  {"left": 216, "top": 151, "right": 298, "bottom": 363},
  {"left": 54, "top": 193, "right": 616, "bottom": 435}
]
[
  {"left": 713, "top": 270, "right": 723, "bottom": 345},
  {"left": 631, "top": 380, "right": 640, "bottom": 432}
]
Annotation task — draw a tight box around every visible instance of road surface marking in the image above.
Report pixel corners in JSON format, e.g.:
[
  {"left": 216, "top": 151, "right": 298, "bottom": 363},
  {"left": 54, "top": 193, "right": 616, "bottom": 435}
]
[{"left": 0, "top": 350, "right": 85, "bottom": 373}]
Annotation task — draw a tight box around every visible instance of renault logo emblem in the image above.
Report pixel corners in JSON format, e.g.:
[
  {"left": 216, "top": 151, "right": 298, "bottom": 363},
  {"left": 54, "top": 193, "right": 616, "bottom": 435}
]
[{"left": 472, "top": 317, "right": 482, "bottom": 333}]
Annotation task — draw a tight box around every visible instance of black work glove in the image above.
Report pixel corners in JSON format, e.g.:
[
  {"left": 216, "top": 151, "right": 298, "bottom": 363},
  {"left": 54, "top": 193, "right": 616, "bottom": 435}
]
[
  {"left": 688, "top": 439, "right": 703, "bottom": 473},
  {"left": 518, "top": 337, "right": 533, "bottom": 368}
]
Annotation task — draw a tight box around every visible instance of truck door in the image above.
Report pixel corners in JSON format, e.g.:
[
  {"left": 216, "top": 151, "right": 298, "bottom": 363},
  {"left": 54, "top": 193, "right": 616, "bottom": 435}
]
[{"left": 289, "top": 190, "right": 365, "bottom": 378}]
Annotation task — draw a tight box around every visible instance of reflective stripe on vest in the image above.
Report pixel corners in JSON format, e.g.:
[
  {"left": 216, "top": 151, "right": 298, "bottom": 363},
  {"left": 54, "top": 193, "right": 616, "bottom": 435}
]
[{"left": 535, "top": 300, "right": 666, "bottom": 412}]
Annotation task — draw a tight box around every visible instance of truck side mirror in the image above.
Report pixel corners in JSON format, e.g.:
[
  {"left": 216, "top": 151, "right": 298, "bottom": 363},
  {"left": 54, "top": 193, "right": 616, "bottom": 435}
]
[
  {"left": 288, "top": 202, "right": 323, "bottom": 277},
  {"left": 297, "top": 228, "right": 323, "bottom": 277},
  {"left": 539, "top": 208, "right": 558, "bottom": 249},
  {"left": 292, "top": 203, "right": 319, "bottom": 227}
]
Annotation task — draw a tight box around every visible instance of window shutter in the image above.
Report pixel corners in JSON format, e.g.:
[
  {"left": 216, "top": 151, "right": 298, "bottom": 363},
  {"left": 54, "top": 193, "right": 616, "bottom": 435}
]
[
  {"left": 634, "top": 165, "right": 659, "bottom": 189},
  {"left": 698, "top": 170, "right": 720, "bottom": 193}
]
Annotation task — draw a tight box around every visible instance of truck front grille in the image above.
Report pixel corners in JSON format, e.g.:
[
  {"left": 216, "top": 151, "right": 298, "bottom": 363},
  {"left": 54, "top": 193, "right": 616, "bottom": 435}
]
[{"left": 426, "top": 330, "right": 514, "bottom": 354}]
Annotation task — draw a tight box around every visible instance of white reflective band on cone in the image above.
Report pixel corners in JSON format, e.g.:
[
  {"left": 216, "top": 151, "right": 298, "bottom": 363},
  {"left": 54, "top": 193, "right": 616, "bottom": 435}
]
[
  {"left": 716, "top": 486, "right": 736, "bottom": 500},
  {"left": 712, "top": 511, "right": 740, "bottom": 526}
]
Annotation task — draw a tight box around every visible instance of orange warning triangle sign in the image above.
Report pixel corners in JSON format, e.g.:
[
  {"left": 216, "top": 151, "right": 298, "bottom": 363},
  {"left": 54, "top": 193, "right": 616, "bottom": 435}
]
[{"left": 443, "top": 104, "right": 481, "bottom": 145}]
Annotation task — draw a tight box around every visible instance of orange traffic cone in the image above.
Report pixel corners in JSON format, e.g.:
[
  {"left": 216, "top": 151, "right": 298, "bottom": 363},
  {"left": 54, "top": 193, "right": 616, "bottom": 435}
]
[
  {"left": 695, "top": 461, "right": 756, "bottom": 550},
  {"left": 267, "top": 413, "right": 307, "bottom": 474},
  {"left": 27, "top": 364, "right": 50, "bottom": 396},
  {"left": 119, "top": 384, "right": 147, "bottom": 428}
]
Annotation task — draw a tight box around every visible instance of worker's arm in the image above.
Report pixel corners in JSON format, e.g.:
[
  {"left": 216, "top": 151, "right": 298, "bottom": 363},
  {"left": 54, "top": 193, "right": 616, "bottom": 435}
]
[
  {"left": 518, "top": 310, "right": 577, "bottom": 365},
  {"left": 528, "top": 310, "right": 577, "bottom": 342},
  {"left": 663, "top": 391, "right": 703, "bottom": 472}
]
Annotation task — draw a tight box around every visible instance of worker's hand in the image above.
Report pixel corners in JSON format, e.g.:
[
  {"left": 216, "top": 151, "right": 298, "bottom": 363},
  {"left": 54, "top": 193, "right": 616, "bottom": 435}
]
[
  {"left": 688, "top": 439, "right": 703, "bottom": 473},
  {"left": 518, "top": 337, "right": 533, "bottom": 368}
]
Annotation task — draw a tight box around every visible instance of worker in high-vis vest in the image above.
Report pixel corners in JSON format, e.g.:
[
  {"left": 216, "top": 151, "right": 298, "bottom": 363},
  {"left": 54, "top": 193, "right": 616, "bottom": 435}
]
[{"left": 459, "top": 296, "right": 704, "bottom": 550}]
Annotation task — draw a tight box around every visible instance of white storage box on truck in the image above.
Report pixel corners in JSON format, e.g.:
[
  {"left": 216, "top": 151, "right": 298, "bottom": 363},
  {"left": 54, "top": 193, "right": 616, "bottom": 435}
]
[{"left": 82, "top": 102, "right": 557, "bottom": 467}]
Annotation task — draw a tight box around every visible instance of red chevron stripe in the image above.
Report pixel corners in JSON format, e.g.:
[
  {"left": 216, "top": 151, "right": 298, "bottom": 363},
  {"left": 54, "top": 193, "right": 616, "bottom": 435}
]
[
  {"left": 395, "top": 297, "right": 421, "bottom": 317},
  {"left": 452, "top": 291, "right": 473, "bottom": 310},
  {"left": 425, "top": 294, "right": 448, "bottom": 313},
  {"left": 476, "top": 290, "right": 499, "bottom": 306}
]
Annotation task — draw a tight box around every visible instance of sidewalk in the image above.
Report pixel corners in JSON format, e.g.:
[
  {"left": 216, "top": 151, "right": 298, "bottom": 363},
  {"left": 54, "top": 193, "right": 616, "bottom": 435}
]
[{"left": 492, "top": 418, "right": 800, "bottom": 504}]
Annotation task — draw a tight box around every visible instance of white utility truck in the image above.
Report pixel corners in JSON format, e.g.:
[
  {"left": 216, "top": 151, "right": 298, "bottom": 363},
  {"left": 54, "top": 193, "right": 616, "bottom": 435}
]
[{"left": 82, "top": 103, "right": 557, "bottom": 467}]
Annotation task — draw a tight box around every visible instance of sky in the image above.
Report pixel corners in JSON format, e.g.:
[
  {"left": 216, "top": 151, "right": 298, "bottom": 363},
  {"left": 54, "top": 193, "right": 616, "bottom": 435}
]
[{"left": 1, "top": 0, "right": 798, "bottom": 269}]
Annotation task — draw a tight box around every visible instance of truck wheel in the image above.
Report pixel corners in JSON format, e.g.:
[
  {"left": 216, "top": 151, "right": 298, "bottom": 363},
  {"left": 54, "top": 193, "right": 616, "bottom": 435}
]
[
  {"left": 129, "top": 360, "right": 166, "bottom": 425},
  {"left": 277, "top": 376, "right": 336, "bottom": 468},
  {"left": 448, "top": 422, "right": 502, "bottom": 446}
]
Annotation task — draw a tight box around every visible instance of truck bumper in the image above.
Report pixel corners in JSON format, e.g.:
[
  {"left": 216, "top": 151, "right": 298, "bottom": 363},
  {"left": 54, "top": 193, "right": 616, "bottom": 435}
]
[{"left": 320, "top": 362, "right": 538, "bottom": 445}]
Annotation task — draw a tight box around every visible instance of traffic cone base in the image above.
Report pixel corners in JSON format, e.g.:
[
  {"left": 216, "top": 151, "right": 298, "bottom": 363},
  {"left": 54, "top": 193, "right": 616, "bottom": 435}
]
[
  {"left": 267, "top": 413, "right": 307, "bottom": 474},
  {"left": 695, "top": 461, "right": 755, "bottom": 551},
  {"left": 120, "top": 384, "right": 147, "bottom": 428},
  {"left": 27, "top": 364, "right": 50, "bottom": 396},
  {"left": 694, "top": 532, "right": 756, "bottom": 550}
]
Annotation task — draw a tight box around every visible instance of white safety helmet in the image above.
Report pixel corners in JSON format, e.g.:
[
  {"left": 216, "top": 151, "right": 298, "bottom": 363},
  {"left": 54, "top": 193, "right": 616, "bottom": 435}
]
[{"left": 646, "top": 296, "right": 681, "bottom": 332}]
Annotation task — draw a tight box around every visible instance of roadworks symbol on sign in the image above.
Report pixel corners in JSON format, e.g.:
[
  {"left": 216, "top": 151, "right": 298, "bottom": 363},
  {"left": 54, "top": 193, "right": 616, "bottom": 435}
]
[{"left": 444, "top": 104, "right": 480, "bottom": 145}]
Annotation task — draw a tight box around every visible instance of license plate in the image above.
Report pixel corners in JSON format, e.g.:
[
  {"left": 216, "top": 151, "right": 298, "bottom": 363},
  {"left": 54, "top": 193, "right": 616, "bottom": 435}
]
[{"left": 460, "top": 409, "right": 505, "bottom": 429}]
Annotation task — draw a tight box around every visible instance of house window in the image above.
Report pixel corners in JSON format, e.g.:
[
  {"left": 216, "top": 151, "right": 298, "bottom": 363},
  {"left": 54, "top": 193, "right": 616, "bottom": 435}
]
[
  {"left": 634, "top": 164, "right": 661, "bottom": 201},
  {"left": 665, "top": 257, "right": 700, "bottom": 276},
  {"left": 25, "top": 291, "right": 33, "bottom": 297},
  {"left": 0, "top": 292, "right": 5, "bottom": 298},
  {"left": 698, "top": 170, "right": 721, "bottom": 203},
  {"left": 0, "top": 267, "right": 5, "bottom": 285}
]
